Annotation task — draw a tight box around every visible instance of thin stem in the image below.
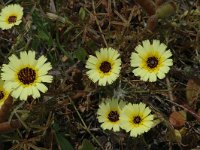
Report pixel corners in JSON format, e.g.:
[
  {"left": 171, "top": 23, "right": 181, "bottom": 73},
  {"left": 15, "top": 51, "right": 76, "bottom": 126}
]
[
  {"left": 9, "top": 101, "right": 25, "bottom": 122},
  {"left": 92, "top": 0, "right": 108, "bottom": 47},
  {"left": 68, "top": 96, "right": 103, "bottom": 149},
  {"left": 15, "top": 112, "right": 30, "bottom": 131}
]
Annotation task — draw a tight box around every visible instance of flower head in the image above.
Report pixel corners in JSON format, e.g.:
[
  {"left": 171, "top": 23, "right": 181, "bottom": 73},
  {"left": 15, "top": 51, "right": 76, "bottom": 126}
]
[
  {"left": 1, "top": 51, "right": 53, "bottom": 101},
  {"left": 86, "top": 47, "right": 121, "bottom": 86},
  {"left": 0, "top": 4, "right": 23, "bottom": 30},
  {"left": 0, "top": 79, "right": 10, "bottom": 107},
  {"left": 131, "top": 40, "right": 173, "bottom": 82},
  {"left": 120, "top": 102, "right": 154, "bottom": 137},
  {"left": 97, "top": 98, "right": 126, "bottom": 132}
]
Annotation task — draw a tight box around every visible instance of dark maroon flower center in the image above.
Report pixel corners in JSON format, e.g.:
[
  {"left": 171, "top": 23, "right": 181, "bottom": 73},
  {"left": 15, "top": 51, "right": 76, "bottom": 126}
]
[
  {"left": 18, "top": 67, "right": 36, "bottom": 85},
  {"left": 0, "top": 91, "right": 4, "bottom": 100},
  {"left": 100, "top": 61, "right": 111, "bottom": 73},
  {"left": 133, "top": 116, "right": 141, "bottom": 124},
  {"left": 108, "top": 111, "right": 119, "bottom": 122},
  {"left": 147, "top": 57, "right": 158, "bottom": 68},
  {"left": 8, "top": 16, "right": 17, "bottom": 23}
]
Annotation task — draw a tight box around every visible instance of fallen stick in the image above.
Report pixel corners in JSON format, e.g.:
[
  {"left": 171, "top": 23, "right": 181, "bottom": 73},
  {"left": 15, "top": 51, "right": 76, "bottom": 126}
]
[{"left": 0, "top": 120, "right": 22, "bottom": 133}]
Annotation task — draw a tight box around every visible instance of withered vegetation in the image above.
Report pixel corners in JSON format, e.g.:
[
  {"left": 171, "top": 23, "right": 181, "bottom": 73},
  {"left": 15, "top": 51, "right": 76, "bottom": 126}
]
[{"left": 0, "top": 0, "right": 199, "bottom": 149}]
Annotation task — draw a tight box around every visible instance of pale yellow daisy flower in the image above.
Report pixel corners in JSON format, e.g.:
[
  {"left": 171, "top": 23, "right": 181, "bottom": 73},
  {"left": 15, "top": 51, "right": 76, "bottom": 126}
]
[
  {"left": 0, "top": 79, "right": 10, "bottom": 107},
  {"left": 86, "top": 47, "right": 121, "bottom": 86},
  {"left": 97, "top": 98, "right": 126, "bottom": 132},
  {"left": 120, "top": 102, "right": 154, "bottom": 137},
  {"left": 0, "top": 4, "right": 23, "bottom": 30},
  {"left": 131, "top": 40, "right": 173, "bottom": 82},
  {"left": 1, "top": 51, "right": 53, "bottom": 101}
]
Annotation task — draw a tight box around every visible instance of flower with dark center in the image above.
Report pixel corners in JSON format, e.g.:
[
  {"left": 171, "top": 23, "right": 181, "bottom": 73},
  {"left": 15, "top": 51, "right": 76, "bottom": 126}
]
[
  {"left": 108, "top": 111, "right": 119, "bottom": 122},
  {"left": 133, "top": 116, "right": 141, "bottom": 124},
  {"left": 131, "top": 40, "right": 173, "bottom": 82},
  {"left": 86, "top": 47, "right": 121, "bottom": 86},
  {"left": 1, "top": 51, "right": 53, "bottom": 100},
  {"left": 0, "top": 4, "right": 23, "bottom": 30},
  {"left": 147, "top": 57, "right": 158, "bottom": 68},
  {"left": 18, "top": 67, "right": 36, "bottom": 85},
  {"left": 120, "top": 102, "right": 154, "bottom": 137},
  {"left": 100, "top": 61, "right": 112, "bottom": 73},
  {"left": 97, "top": 98, "right": 126, "bottom": 132},
  {"left": 8, "top": 16, "right": 17, "bottom": 23}
]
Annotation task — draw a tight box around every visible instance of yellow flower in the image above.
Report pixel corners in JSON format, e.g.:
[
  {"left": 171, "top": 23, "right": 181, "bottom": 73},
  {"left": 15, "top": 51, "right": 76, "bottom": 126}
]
[
  {"left": 0, "top": 79, "right": 10, "bottom": 107},
  {"left": 0, "top": 4, "right": 23, "bottom": 30},
  {"left": 1, "top": 51, "right": 53, "bottom": 101},
  {"left": 97, "top": 98, "right": 126, "bottom": 132},
  {"left": 86, "top": 47, "right": 121, "bottom": 86},
  {"left": 131, "top": 40, "right": 173, "bottom": 82},
  {"left": 120, "top": 102, "right": 154, "bottom": 137}
]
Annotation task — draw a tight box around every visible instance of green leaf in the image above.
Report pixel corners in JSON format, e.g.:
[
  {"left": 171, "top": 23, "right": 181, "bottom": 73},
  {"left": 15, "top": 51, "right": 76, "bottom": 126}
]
[
  {"left": 36, "top": 30, "right": 50, "bottom": 41},
  {"left": 55, "top": 133, "right": 74, "bottom": 150},
  {"left": 79, "top": 7, "right": 86, "bottom": 20},
  {"left": 52, "top": 122, "right": 60, "bottom": 132},
  {"left": 53, "top": 123, "right": 73, "bottom": 150},
  {"left": 81, "top": 139, "right": 95, "bottom": 150},
  {"left": 74, "top": 47, "right": 87, "bottom": 61}
]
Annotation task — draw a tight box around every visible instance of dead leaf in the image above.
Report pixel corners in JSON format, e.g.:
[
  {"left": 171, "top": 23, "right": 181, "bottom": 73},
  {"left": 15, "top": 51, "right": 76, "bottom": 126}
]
[
  {"left": 169, "top": 111, "right": 186, "bottom": 129},
  {"left": 186, "top": 79, "right": 200, "bottom": 106}
]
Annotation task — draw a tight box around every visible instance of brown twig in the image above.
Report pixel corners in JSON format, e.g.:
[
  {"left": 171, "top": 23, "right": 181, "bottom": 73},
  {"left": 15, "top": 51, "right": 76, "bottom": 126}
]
[
  {"left": 166, "top": 77, "right": 175, "bottom": 102},
  {"left": 0, "top": 95, "right": 13, "bottom": 123},
  {"left": 57, "top": 90, "right": 88, "bottom": 107},
  {"left": 181, "top": 103, "right": 200, "bottom": 122},
  {"left": 0, "top": 119, "right": 22, "bottom": 133},
  {"left": 164, "top": 98, "right": 200, "bottom": 122},
  {"left": 71, "top": 91, "right": 88, "bottom": 100}
]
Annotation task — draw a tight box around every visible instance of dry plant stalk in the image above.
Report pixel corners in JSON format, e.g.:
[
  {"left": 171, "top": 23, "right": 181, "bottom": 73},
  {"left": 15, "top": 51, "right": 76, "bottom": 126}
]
[
  {"left": 0, "top": 120, "right": 22, "bottom": 133},
  {"left": 0, "top": 96, "right": 22, "bottom": 132},
  {"left": 182, "top": 103, "right": 200, "bottom": 122},
  {"left": 0, "top": 95, "right": 13, "bottom": 123}
]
